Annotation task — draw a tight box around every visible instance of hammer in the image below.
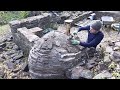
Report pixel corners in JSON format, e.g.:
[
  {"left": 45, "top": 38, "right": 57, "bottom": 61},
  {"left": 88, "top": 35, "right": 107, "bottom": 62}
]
[{"left": 64, "top": 19, "right": 73, "bottom": 36}]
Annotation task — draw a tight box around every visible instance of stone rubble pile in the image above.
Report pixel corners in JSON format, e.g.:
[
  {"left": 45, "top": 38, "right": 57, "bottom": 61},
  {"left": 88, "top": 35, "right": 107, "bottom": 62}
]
[{"left": 0, "top": 33, "right": 31, "bottom": 79}]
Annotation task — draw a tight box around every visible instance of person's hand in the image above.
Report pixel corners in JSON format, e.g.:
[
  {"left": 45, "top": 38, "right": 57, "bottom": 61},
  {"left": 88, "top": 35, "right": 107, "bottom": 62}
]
[{"left": 71, "top": 40, "right": 80, "bottom": 45}]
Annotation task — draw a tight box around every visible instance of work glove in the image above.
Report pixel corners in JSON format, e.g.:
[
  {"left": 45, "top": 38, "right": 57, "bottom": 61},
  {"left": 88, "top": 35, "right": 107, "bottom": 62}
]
[
  {"left": 71, "top": 39, "right": 80, "bottom": 45},
  {"left": 73, "top": 30, "right": 78, "bottom": 35},
  {"left": 73, "top": 32, "right": 77, "bottom": 35}
]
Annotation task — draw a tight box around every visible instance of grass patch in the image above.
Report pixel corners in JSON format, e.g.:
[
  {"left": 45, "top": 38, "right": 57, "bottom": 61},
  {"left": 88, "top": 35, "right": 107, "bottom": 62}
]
[
  {"left": 0, "top": 11, "right": 29, "bottom": 36},
  {"left": 0, "top": 11, "right": 29, "bottom": 25},
  {"left": 0, "top": 24, "right": 10, "bottom": 35}
]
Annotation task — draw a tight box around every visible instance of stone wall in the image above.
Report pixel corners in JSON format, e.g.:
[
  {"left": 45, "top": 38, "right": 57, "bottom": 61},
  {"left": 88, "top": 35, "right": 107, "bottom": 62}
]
[
  {"left": 15, "top": 27, "right": 43, "bottom": 56},
  {"left": 9, "top": 13, "right": 55, "bottom": 55},
  {"left": 9, "top": 13, "right": 53, "bottom": 33}
]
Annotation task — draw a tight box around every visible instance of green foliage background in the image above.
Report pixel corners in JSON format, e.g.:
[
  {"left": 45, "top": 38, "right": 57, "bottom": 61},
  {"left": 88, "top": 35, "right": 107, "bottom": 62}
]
[{"left": 0, "top": 11, "right": 30, "bottom": 25}]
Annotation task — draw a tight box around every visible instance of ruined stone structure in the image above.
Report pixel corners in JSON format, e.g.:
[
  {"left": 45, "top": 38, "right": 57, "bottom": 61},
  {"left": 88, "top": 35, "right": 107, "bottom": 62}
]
[
  {"left": 9, "top": 13, "right": 58, "bottom": 55},
  {"left": 9, "top": 11, "right": 102, "bottom": 79},
  {"left": 9, "top": 11, "right": 92, "bottom": 56},
  {"left": 6, "top": 11, "right": 120, "bottom": 79}
]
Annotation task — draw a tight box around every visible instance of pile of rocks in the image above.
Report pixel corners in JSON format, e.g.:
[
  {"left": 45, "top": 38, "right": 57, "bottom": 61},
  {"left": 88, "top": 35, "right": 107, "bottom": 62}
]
[
  {"left": 0, "top": 33, "right": 31, "bottom": 79},
  {"left": 91, "top": 40, "right": 120, "bottom": 79}
]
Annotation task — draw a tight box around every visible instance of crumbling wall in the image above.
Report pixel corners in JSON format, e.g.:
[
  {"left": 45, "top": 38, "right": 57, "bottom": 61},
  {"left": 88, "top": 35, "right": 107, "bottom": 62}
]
[
  {"left": 9, "top": 13, "right": 52, "bottom": 33},
  {"left": 9, "top": 13, "right": 57, "bottom": 55},
  {"left": 16, "top": 27, "right": 43, "bottom": 55}
]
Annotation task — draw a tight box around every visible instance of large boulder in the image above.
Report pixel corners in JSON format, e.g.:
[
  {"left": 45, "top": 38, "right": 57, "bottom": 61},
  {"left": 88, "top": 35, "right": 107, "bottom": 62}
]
[{"left": 28, "top": 31, "right": 83, "bottom": 79}]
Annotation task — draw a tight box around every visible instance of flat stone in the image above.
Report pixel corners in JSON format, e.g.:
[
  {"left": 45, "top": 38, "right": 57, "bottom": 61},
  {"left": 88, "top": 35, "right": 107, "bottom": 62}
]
[
  {"left": 115, "top": 42, "right": 120, "bottom": 47},
  {"left": 79, "top": 61, "right": 86, "bottom": 66},
  {"left": 6, "top": 50, "right": 17, "bottom": 56},
  {"left": 12, "top": 53, "right": 23, "bottom": 60},
  {"left": 113, "top": 47, "right": 120, "bottom": 51},
  {"left": 21, "top": 63, "right": 29, "bottom": 72},
  {"left": 113, "top": 51, "right": 120, "bottom": 59},
  {"left": 12, "top": 68, "right": 20, "bottom": 73},
  {"left": 5, "top": 61, "right": 15, "bottom": 70},
  {"left": 86, "top": 60, "right": 98, "bottom": 69},
  {"left": 93, "top": 70, "right": 112, "bottom": 79},
  {"left": 3, "top": 53, "right": 11, "bottom": 60},
  {"left": 12, "top": 45, "right": 19, "bottom": 50},
  {"left": 0, "top": 47, "right": 3, "bottom": 51},
  {"left": 11, "top": 50, "right": 23, "bottom": 60},
  {"left": 95, "top": 59, "right": 101, "bottom": 62},
  {"left": 109, "top": 51, "right": 120, "bottom": 63},
  {"left": 98, "top": 63, "right": 108, "bottom": 71},
  {"left": 104, "top": 54, "right": 111, "bottom": 63},
  {"left": 6, "top": 42, "right": 15, "bottom": 49},
  {"left": 90, "top": 57, "right": 98, "bottom": 61},
  {"left": 108, "top": 41, "right": 115, "bottom": 46},
  {"left": 14, "top": 59, "right": 22, "bottom": 64},
  {"left": 0, "top": 43, "right": 6, "bottom": 48},
  {"left": 105, "top": 46, "right": 113, "bottom": 54},
  {"left": 79, "top": 69, "right": 94, "bottom": 79},
  {"left": 11, "top": 74, "right": 18, "bottom": 79},
  {"left": 22, "top": 72, "right": 30, "bottom": 76},
  {"left": 66, "top": 66, "right": 94, "bottom": 79},
  {"left": 6, "top": 37, "right": 13, "bottom": 42},
  {"left": 0, "top": 68, "right": 4, "bottom": 77},
  {"left": 0, "top": 57, "right": 5, "bottom": 62},
  {"left": 0, "top": 38, "right": 7, "bottom": 43},
  {"left": 6, "top": 35, "right": 13, "bottom": 42},
  {"left": 0, "top": 54, "right": 6, "bottom": 59}
]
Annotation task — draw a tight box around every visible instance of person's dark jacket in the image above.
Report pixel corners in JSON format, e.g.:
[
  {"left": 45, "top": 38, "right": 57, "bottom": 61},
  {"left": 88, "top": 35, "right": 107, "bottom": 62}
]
[{"left": 78, "top": 25, "right": 104, "bottom": 48}]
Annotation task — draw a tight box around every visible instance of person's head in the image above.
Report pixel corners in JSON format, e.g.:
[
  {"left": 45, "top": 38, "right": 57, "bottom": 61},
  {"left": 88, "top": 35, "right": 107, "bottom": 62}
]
[{"left": 90, "top": 20, "right": 102, "bottom": 34}]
